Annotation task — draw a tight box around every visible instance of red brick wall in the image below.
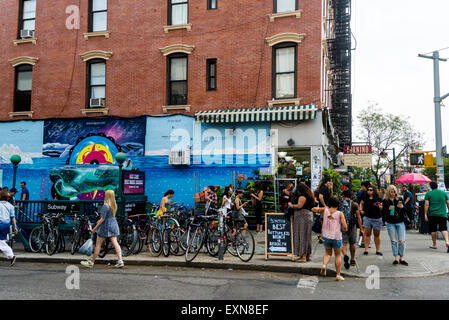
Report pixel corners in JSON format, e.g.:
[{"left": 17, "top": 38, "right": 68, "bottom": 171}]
[{"left": 0, "top": 0, "right": 323, "bottom": 121}]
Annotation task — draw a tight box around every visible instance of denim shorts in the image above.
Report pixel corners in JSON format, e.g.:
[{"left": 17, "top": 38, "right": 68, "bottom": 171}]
[
  {"left": 363, "top": 217, "right": 383, "bottom": 231},
  {"left": 322, "top": 237, "right": 342, "bottom": 250}
]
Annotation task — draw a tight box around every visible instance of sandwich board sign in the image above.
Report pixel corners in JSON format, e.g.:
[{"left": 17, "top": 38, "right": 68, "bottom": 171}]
[{"left": 265, "top": 213, "right": 294, "bottom": 260}]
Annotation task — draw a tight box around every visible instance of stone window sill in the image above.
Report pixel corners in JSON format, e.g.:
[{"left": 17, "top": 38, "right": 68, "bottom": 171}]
[
  {"left": 13, "top": 38, "right": 37, "bottom": 46},
  {"left": 163, "top": 24, "right": 192, "bottom": 33},
  {"left": 267, "top": 98, "right": 301, "bottom": 107},
  {"left": 162, "top": 105, "right": 191, "bottom": 113},
  {"left": 268, "top": 10, "right": 302, "bottom": 22},
  {"left": 9, "top": 111, "right": 33, "bottom": 118},
  {"left": 81, "top": 108, "right": 109, "bottom": 116},
  {"left": 83, "top": 31, "right": 110, "bottom": 40}
]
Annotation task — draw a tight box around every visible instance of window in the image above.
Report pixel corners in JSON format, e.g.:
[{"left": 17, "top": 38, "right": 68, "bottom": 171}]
[
  {"left": 87, "top": 59, "right": 106, "bottom": 107},
  {"left": 274, "top": 0, "right": 297, "bottom": 13},
  {"left": 168, "top": 0, "right": 188, "bottom": 26},
  {"left": 89, "top": 0, "right": 108, "bottom": 32},
  {"left": 19, "top": 0, "right": 36, "bottom": 35},
  {"left": 206, "top": 59, "right": 217, "bottom": 91},
  {"left": 208, "top": 0, "right": 217, "bottom": 10},
  {"left": 14, "top": 65, "right": 33, "bottom": 112},
  {"left": 167, "top": 54, "right": 188, "bottom": 105},
  {"left": 272, "top": 43, "right": 297, "bottom": 99}
]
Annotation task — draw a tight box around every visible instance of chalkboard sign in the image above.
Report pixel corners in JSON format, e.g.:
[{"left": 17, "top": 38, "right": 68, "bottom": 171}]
[{"left": 265, "top": 213, "right": 294, "bottom": 260}]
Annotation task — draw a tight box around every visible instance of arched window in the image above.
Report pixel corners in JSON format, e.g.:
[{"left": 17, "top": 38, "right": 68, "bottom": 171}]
[
  {"left": 167, "top": 53, "right": 188, "bottom": 105},
  {"left": 14, "top": 64, "right": 33, "bottom": 112},
  {"left": 272, "top": 42, "right": 297, "bottom": 99}
]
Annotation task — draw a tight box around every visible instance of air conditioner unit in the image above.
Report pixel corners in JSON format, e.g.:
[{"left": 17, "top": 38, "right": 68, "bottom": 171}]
[
  {"left": 169, "top": 150, "right": 190, "bottom": 166},
  {"left": 20, "top": 30, "right": 34, "bottom": 39},
  {"left": 89, "top": 98, "right": 105, "bottom": 108}
]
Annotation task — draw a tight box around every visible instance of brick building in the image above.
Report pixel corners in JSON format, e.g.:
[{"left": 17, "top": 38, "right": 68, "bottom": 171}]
[{"left": 0, "top": 0, "right": 344, "bottom": 208}]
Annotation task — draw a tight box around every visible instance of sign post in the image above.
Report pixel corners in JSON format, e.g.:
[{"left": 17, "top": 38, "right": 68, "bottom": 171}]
[{"left": 265, "top": 213, "right": 294, "bottom": 261}]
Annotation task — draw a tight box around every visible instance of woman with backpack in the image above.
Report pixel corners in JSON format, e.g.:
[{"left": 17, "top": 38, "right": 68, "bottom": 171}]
[
  {"left": 341, "top": 190, "right": 363, "bottom": 269},
  {"left": 382, "top": 185, "right": 408, "bottom": 266},
  {"left": 288, "top": 184, "right": 315, "bottom": 262}
]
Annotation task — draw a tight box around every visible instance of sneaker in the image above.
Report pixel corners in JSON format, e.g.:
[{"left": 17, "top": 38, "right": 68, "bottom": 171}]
[
  {"left": 376, "top": 252, "right": 383, "bottom": 256},
  {"left": 336, "top": 275, "right": 345, "bottom": 282},
  {"left": 343, "top": 255, "right": 350, "bottom": 270},
  {"left": 81, "top": 260, "right": 94, "bottom": 268},
  {"left": 350, "top": 260, "right": 356, "bottom": 266},
  {"left": 114, "top": 260, "right": 124, "bottom": 268},
  {"left": 10, "top": 256, "right": 16, "bottom": 267},
  {"left": 399, "top": 260, "right": 409, "bottom": 266},
  {"left": 393, "top": 260, "right": 399, "bottom": 265}
]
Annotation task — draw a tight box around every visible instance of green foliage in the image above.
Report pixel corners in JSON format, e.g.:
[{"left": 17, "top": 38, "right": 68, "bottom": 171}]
[
  {"left": 322, "top": 168, "right": 343, "bottom": 199},
  {"left": 352, "top": 179, "right": 361, "bottom": 192},
  {"left": 422, "top": 157, "right": 449, "bottom": 188}
]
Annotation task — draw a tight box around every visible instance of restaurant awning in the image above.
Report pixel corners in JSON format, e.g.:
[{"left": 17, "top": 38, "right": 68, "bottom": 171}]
[{"left": 195, "top": 105, "right": 318, "bottom": 123}]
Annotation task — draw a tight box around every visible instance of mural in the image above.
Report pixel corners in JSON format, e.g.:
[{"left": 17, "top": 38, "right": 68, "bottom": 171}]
[
  {"left": 43, "top": 117, "right": 146, "bottom": 159},
  {"left": 67, "top": 133, "right": 121, "bottom": 165},
  {"left": 0, "top": 121, "right": 44, "bottom": 164}
]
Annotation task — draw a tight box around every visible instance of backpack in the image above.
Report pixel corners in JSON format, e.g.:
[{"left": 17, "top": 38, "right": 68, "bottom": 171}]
[{"left": 341, "top": 200, "right": 357, "bottom": 227}]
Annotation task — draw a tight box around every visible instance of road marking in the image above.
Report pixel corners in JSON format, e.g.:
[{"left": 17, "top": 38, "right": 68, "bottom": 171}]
[{"left": 296, "top": 276, "right": 319, "bottom": 293}]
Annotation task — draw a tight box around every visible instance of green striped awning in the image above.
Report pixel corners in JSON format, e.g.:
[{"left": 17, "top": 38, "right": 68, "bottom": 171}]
[{"left": 195, "top": 105, "right": 318, "bottom": 123}]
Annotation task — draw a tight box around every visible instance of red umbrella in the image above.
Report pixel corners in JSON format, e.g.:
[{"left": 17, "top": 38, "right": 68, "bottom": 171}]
[{"left": 395, "top": 173, "right": 431, "bottom": 184}]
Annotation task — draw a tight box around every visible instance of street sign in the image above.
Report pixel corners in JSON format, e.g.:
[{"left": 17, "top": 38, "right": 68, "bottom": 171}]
[
  {"left": 265, "top": 213, "right": 294, "bottom": 261},
  {"left": 343, "top": 145, "right": 372, "bottom": 168}
]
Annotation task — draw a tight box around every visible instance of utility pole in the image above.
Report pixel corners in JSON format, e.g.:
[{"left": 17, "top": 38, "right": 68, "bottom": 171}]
[{"left": 418, "top": 51, "right": 447, "bottom": 190}]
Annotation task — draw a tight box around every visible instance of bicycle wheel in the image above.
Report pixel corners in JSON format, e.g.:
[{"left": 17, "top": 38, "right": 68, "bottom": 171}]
[
  {"left": 170, "top": 228, "right": 184, "bottom": 256},
  {"left": 185, "top": 227, "right": 204, "bottom": 263},
  {"left": 58, "top": 231, "right": 66, "bottom": 253},
  {"left": 71, "top": 229, "right": 82, "bottom": 255},
  {"left": 148, "top": 227, "right": 162, "bottom": 257},
  {"left": 225, "top": 225, "right": 239, "bottom": 257},
  {"left": 45, "top": 229, "right": 59, "bottom": 256},
  {"left": 206, "top": 228, "right": 220, "bottom": 257},
  {"left": 162, "top": 229, "right": 171, "bottom": 257},
  {"left": 120, "top": 223, "right": 138, "bottom": 257},
  {"left": 98, "top": 238, "right": 109, "bottom": 258},
  {"left": 235, "top": 230, "right": 255, "bottom": 262},
  {"left": 29, "top": 227, "right": 44, "bottom": 253}
]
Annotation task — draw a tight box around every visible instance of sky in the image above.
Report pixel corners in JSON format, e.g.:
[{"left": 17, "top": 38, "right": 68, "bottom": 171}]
[{"left": 351, "top": 0, "right": 449, "bottom": 151}]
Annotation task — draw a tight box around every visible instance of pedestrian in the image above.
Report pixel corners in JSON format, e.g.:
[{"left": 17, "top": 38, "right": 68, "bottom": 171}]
[
  {"left": 8, "top": 188, "right": 18, "bottom": 209},
  {"left": 401, "top": 185, "right": 414, "bottom": 229},
  {"left": 312, "top": 196, "right": 348, "bottom": 281},
  {"left": 316, "top": 177, "right": 332, "bottom": 243},
  {"left": 0, "top": 190, "right": 17, "bottom": 266},
  {"left": 360, "top": 186, "right": 383, "bottom": 256},
  {"left": 222, "top": 186, "right": 234, "bottom": 216},
  {"left": 424, "top": 181, "right": 449, "bottom": 251},
  {"left": 357, "top": 181, "right": 370, "bottom": 204},
  {"left": 341, "top": 189, "right": 363, "bottom": 269},
  {"left": 288, "top": 183, "right": 315, "bottom": 263},
  {"left": 158, "top": 190, "right": 176, "bottom": 215},
  {"left": 233, "top": 190, "right": 249, "bottom": 231},
  {"left": 250, "top": 182, "right": 264, "bottom": 233},
  {"left": 382, "top": 185, "right": 408, "bottom": 266},
  {"left": 207, "top": 186, "right": 218, "bottom": 210},
  {"left": 280, "top": 183, "right": 294, "bottom": 213},
  {"left": 19, "top": 181, "right": 29, "bottom": 212},
  {"left": 81, "top": 189, "right": 123, "bottom": 268}
]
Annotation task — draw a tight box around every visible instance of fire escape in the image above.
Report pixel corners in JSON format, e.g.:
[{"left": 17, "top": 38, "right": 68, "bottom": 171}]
[{"left": 327, "top": 0, "right": 352, "bottom": 147}]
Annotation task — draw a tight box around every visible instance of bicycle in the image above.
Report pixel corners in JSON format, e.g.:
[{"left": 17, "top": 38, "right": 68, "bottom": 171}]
[
  {"left": 29, "top": 213, "right": 66, "bottom": 255},
  {"left": 71, "top": 212, "right": 97, "bottom": 255},
  {"left": 97, "top": 214, "right": 138, "bottom": 258},
  {"left": 185, "top": 213, "right": 222, "bottom": 262}
]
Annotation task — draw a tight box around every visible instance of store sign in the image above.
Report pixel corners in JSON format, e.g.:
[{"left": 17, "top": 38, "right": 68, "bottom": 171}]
[
  {"left": 123, "top": 171, "right": 145, "bottom": 194},
  {"left": 344, "top": 145, "right": 372, "bottom": 168}
]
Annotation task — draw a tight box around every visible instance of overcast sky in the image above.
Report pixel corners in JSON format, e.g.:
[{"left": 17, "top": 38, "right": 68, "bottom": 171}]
[{"left": 352, "top": 0, "right": 449, "bottom": 151}]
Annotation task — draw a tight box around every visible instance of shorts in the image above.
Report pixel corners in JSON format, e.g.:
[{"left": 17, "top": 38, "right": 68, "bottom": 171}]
[
  {"left": 428, "top": 216, "right": 448, "bottom": 233},
  {"left": 363, "top": 217, "right": 383, "bottom": 231},
  {"left": 342, "top": 225, "right": 357, "bottom": 244},
  {"left": 322, "top": 237, "right": 342, "bottom": 250}
]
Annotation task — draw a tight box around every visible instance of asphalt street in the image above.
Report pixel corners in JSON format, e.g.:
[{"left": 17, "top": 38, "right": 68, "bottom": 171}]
[{"left": 1, "top": 262, "right": 449, "bottom": 300}]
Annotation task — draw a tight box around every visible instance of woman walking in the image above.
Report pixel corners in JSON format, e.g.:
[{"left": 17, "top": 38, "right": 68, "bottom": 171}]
[
  {"left": 382, "top": 185, "right": 408, "bottom": 266},
  {"left": 312, "top": 196, "right": 348, "bottom": 281},
  {"left": 158, "top": 190, "right": 175, "bottom": 216},
  {"left": 222, "top": 186, "right": 234, "bottom": 216},
  {"left": 251, "top": 182, "right": 264, "bottom": 233},
  {"left": 288, "top": 183, "right": 315, "bottom": 262},
  {"left": 81, "top": 189, "right": 123, "bottom": 268},
  {"left": 360, "top": 187, "right": 383, "bottom": 256}
]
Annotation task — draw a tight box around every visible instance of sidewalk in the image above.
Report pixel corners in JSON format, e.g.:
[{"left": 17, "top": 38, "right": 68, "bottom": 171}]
[{"left": 3, "top": 229, "right": 449, "bottom": 278}]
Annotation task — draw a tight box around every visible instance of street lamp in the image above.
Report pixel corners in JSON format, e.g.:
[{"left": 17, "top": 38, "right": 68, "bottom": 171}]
[
  {"left": 380, "top": 148, "right": 396, "bottom": 184},
  {"left": 115, "top": 152, "right": 126, "bottom": 201},
  {"left": 10, "top": 155, "right": 21, "bottom": 189}
]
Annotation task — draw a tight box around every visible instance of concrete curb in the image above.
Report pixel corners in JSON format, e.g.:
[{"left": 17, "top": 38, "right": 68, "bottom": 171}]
[{"left": 4, "top": 254, "right": 449, "bottom": 279}]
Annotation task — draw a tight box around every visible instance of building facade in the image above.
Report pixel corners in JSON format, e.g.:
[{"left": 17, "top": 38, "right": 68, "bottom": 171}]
[{"left": 0, "top": 0, "right": 341, "bottom": 207}]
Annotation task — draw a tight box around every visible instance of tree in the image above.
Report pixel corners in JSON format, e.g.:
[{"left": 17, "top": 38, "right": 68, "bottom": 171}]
[
  {"left": 422, "top": 157, "right": 449, "bottom": 188},
  {"left": 357, "top": 103, "right": 424, "bottom": 188}
]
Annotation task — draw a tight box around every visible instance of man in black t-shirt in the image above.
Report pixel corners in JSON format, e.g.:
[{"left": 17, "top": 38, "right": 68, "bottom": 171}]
[{"left": 318, "top": 177, "right": 332, "bottom": 207}]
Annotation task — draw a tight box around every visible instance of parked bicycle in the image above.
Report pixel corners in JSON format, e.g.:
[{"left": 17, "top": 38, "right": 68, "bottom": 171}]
[
  {"left": 70, "top": 212, "right": 97, "bottom": 255},
  {"left": 29, "top": 213, "right": 66, "bottom": 255},
  {"left": 97, "top": 214, "right": 138, "bottom": 258}
]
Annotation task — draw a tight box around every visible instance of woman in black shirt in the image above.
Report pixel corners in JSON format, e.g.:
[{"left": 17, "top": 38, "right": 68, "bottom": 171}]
[{"left": 360, "top": 187, "right": 383, "bottom": 256}]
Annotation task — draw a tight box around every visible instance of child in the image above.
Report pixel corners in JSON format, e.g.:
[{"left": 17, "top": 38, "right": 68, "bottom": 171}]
[{"left": 312, "top": 196, "right": 348, "bottom": 281}]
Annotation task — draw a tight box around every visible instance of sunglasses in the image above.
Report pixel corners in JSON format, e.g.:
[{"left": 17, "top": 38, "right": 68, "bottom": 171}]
[{"left": 368, "top": 189, "right": 374, "bottom": 191}]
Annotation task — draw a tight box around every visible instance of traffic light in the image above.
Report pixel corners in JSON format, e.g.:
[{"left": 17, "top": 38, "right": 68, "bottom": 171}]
[
  {"left": 424, "top": 154, "right": 434, "bottom": 167},
  {"left": 410, "top": 153, "right": 425, "bottom": 166}
]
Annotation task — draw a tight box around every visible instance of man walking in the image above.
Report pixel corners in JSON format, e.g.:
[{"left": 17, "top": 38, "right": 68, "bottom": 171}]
[
  {"left": 424, "top": 181, "right": 449, "bottom": 251},
  {"left": 19, "top": 181, "right": 29, "bottom": 211}
]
